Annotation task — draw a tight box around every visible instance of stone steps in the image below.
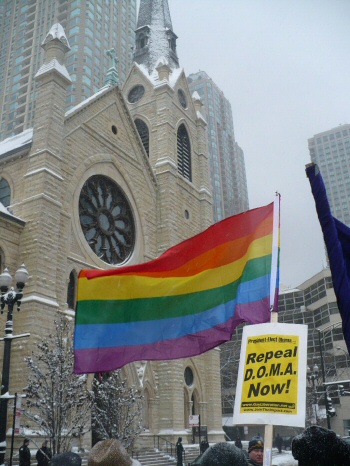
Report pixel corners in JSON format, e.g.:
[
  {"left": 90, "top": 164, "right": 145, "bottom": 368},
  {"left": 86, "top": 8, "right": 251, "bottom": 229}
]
[
  {"left": 132, "top": 449, "right": 176, "bottom": 466},
  {"left": 9, "top": 446, "right": 201, "bottom": 466},
  {"left": 133, "top": 446, "right": 200, "bottom": 466}
]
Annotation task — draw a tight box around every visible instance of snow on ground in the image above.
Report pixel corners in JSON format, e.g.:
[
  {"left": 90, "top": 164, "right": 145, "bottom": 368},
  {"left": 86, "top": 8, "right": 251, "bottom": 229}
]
[{"left": 271, "top": 450, "right": 297, "bottom": 466}]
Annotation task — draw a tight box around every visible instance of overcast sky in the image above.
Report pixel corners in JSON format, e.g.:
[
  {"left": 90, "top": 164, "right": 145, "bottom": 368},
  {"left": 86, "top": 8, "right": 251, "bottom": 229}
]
[{"left": 157, "top": 0, "right": 350, "bottom": 288}]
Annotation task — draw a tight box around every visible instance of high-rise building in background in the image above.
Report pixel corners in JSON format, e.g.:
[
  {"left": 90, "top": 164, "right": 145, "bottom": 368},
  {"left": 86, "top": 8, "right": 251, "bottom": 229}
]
[
  {"left": 308, "top": 124, "right": 350, "bottom": 226},
  {"left": 187, "top": 71, "right": 249, "bottom": 222},
  {"left": 233, "top": 141, "right": 249, "bottom": 213},
  {"left": 0, "top": 0, "right": 137, "bottom": 141},
  {"left": 278, "top": 270, "right": 350, "bottom": 434},
  {"left": 304, "top": 124, "right": 350, "bottom": 432}
]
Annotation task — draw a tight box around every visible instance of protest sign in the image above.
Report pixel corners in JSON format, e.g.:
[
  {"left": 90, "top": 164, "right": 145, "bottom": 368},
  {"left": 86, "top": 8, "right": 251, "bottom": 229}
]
[{"left": 233, "top": 322, "right": 307, "bottom": 427}]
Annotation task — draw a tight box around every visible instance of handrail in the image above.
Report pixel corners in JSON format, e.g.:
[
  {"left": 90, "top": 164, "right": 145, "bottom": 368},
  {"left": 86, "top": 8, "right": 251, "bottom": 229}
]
[{"left": 153, "top": 435, "right": 186, "bottom": 464}]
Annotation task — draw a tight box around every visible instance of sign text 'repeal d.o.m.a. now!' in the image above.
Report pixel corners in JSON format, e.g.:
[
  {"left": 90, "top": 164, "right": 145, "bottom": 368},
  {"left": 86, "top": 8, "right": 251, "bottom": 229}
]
[{"left": 233, "top": 323, "right": 307, "bottom": 428}]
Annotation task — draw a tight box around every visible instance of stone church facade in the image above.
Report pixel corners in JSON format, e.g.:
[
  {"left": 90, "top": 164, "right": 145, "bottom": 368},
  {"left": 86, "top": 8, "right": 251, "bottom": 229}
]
[{"left": 0, "top": 0, "right": 224, "bottom": 450}]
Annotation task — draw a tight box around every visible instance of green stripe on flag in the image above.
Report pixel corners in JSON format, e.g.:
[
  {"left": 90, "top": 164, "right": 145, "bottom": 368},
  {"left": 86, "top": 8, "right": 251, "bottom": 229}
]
[{"left": 76, "top": 255, "right": 271, "bottom": 325}]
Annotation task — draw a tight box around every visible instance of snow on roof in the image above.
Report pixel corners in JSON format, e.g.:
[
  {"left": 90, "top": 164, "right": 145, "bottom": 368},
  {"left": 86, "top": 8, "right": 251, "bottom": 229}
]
[
  {"left": 22, "top": 294, "right": 59, "bottom": 307},
  {"left": 35, "top": 58, "right": 71, "bottom": 82},
  {"left": 135, "top": 62, "right": 183, "bottom": 88},
  {"left": 155, "top": 56, "right": 169, "bottom": 67},
  {"left": 0, "top": 202, "right": 24, "bottom": 222},
  {"left": 146, "top": 17, "right": 176, "bottom": 71},
  {"left": 137, "top": 0, "right": 173, "bottom": 30},
  {"left": 0, "top": 86, "right": 112, "bottom": 156},
  {"left": 65, "top": 85, "right": 110, "bottom": 117},
  {"left": 136, "top": 1, "right": 174, "bottom": 68},
  {"left": 279, "top": 286, "right": 301, "bottom": 294},
  {"left": 0, "top": 128, "right": 33, "bottom": 157},
  {"left": 0, "top": 203, "right": 9, "bottom": 215},
  {"left": 42, "top": 23, "right": 70, "bottom": 49},
  {"left": 196, "top": 110, "right": 207, "bottom": 123}
]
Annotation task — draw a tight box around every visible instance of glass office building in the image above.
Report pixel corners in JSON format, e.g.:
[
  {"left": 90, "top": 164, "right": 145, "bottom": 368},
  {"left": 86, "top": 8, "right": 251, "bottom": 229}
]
[
  {"left": 0, "top": 0, "right": 137, "bottom": 141},
  {"left": 308, "top": 124, "right": 350, "bottom": 226},
  {"left": 187, "top": 71, "right": 249, "bottom": 222}
]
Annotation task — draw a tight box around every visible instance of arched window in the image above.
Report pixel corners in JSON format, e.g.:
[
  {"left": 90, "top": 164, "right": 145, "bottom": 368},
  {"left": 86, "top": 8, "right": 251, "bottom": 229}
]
[
  {"left": 0, "top": 178, "right": 11, "bottom": 207},
  {"left": 135, "top": 118, "right": 149, "bottom": 157},
  {"left": 140, "top": 35, "right": 148, "bottom": 48},
  {"left": 177, "top": 124, "right": 192, "bottom": 181},
  {"left": 137, "top": 34, "right": 148, "bottom": 51},
  {"left": 67, "top": 270, "right": 77, "bottom": 309},
  {"left": 169, "top": 38, "right": 176, "bottom": 52}
]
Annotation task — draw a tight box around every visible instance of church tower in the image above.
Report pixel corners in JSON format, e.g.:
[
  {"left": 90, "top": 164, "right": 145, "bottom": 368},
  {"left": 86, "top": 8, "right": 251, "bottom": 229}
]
[
  {"left": 123, "top": 0, "right": 223, "bottom": 444},
  {"left": 134, "top": 0, "right": 179, "bottom": 73},
  {"left": 124, "top": 0, "right": 213, "bottom": 249}
]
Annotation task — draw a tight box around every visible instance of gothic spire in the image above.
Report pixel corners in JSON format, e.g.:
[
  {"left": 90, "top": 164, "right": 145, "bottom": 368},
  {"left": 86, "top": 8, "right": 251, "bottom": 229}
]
[{"left": 134, "top": 0, "right": 179, "bottom": 73}]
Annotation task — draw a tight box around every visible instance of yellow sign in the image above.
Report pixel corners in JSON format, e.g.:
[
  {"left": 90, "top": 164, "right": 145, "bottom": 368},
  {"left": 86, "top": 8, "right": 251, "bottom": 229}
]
[
  {"left": 233, "top": 323, "right": 307, "bottom": 427},
  {"left": 240, "top": 333, "right": 299, "bottom": 415}
]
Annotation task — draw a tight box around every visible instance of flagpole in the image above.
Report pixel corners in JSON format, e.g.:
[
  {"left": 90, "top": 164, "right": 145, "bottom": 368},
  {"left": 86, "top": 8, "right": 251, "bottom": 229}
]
[{"left": 264, "top": 193, "right": 281, "bottom": 466}]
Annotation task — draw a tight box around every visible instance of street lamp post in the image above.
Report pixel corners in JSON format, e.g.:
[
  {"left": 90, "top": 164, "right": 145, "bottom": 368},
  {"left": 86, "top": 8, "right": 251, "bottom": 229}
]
[
  {"left": 317, "top": 330, "right": 332, "bottom": 430},
  {"left": 0, "top": 265, "right": 29, "bottom": 466},
  {"left": 317, "top": 322, "right": 342, "bottom": 430},
  {"left": 307, "top": 364, "right": 320, "bottom": 425},
  {"left": 336, "top": 346, "right": 349, "bottom": 360}
]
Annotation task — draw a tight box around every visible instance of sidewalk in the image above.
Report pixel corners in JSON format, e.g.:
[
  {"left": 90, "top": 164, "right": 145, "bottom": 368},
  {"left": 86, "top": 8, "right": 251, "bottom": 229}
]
[{"left": 271, "top": 450, "right": 297, "bottom": 466}]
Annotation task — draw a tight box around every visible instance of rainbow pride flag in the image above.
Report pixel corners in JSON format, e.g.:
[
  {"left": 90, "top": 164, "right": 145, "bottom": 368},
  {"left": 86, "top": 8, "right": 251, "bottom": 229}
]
[{"left": 74, "top": 199, "right": 280, "bottom": 374}]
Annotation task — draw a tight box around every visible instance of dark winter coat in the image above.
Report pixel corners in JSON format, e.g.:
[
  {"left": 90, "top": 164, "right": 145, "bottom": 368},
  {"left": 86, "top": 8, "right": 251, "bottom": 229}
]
[
  {"left": 36, "top": 446, "right": 52, "bottom": 466},
  {"left": 200, "top": 440, "right": 209, "bottom": 454},
  {"left": 235, "top": 439, "right": 243, "bottom": 449},
  {"left": 247, "top": 459, "right": 261, "bottom": 466},
  {"left": 201, "top": 443, "right": 248, "bottom": 466},
  {"left": 176, "top": 441, "right": 184, "bottom": 465},
  {"left": 50, "top": 452, "right": 82, "bottom": 466},
  {"left": 292, "top": 425, "right": 350, "bottom": 466},
  {"left": 19, "top": 444, "right": 31, "bottom": 466},
  {"left": 275, "top": 435, "right": 283, "bottom": 447}
]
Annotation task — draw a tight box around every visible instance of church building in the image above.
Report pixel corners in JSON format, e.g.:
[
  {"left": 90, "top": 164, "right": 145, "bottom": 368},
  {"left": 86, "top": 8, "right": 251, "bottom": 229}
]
[{"left": 0, "top": 0, "right": 224, "bottom": 450}]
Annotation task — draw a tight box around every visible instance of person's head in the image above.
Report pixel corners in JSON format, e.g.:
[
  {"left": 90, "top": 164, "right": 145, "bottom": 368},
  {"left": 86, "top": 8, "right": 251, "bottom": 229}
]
[
  {"left": 292, "top": 425, "right": 350, "bottom": 466},
  {"left": 50, "top": 452, "right": 81, "bottom": 466},
  {"left": 177, "top": 437, "right": 182, "bottom": 443},
  {"left": 201, "top": 442, "right": 247, "bottom": 466},
  {"left": 24, "top": 438, "right": 30, "bottom": 445},
  {"left": 42, "top": 440, "right": 48, "bottom": 447},
  {"left": 248, "top": 438, "right": 264, "bottom": 465},
  {"left": 88, "top": 439, "right": 132, "bottom": 466}
]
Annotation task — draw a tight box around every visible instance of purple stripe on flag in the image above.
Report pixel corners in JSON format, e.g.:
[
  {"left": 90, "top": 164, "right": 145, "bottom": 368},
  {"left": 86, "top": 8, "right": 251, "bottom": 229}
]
[{"left": 74, "top": 297, "right": 270, "bottom": 373}]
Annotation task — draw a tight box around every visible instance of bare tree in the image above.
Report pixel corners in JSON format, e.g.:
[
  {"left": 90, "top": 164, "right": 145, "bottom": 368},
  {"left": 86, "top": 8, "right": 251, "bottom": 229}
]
[
  {"left": 305, "top": 357, "right": 350, "bottom": 428},
  {"left": 91, "top": 370, "right": 143, "bottom": 448},
  {"left": 220, "top": 327, "right": 243, "bottom": 417},
  {"left": 23, "top": 313, "right": 93, "bottom": 454}
]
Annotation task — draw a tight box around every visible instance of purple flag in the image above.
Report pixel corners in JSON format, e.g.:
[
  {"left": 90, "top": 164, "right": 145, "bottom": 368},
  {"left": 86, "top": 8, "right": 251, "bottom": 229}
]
[{"left": 306, "top": 163, "right": 350, "bottom": 354}]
